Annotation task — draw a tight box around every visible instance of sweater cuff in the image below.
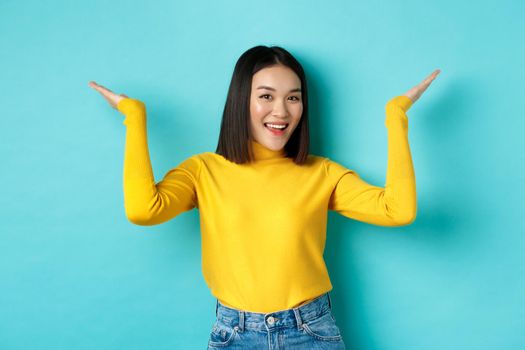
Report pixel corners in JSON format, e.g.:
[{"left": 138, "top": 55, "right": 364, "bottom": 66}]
[
  {"left": 117, "top": 98, "right": 145, "bottom": 113},
  {"left": 385, "top": 95, "right": 412, "bottom": 130},
  {"left": 386, "top": 95, "right": 413, "bottom": 113},
  {"left": 117, "top": 98, "right": 146, "bottom": 126}
]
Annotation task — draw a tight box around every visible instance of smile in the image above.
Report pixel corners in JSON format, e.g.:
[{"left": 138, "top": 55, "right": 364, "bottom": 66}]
[
  {"left": 264, "top": 123, "right": 289, "bottom": 130},
  {"left": 264, "top": 123, "right": 289, "bottom": 135}
]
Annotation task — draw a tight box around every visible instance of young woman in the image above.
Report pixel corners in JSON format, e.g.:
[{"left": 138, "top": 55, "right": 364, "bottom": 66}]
[{"left": 89, "top": 45, "right": 439, "bottom": 349}]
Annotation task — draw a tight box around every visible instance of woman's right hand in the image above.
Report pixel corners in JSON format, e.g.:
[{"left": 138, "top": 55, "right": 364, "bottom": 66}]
[{"left": 88, "top": 81, "right": 129, "bottom": 110}]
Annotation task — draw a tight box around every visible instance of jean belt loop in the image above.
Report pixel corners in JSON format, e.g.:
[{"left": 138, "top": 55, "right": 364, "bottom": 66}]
[
  {"left": 238, "top": 310, "right": 245, "bottom": 332},
  {"left": 327, "top": 292, "right": 332, "bottom": 310},
  {"left": 215, "top": 299, "right": 219, "bottom": 317},
  {"left": 293, "top": 307, "right": 304, "bottom": 331}
]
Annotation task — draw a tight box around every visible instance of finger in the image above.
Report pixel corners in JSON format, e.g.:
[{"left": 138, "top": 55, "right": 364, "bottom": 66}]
[
  {"left": 89, "top": 81, "right": 115, "bottom": 96},
  {"left": 422, "top": 69, "right": 441, "bottom": 85},
  {"left": 406, "top": 69, "right": 441, "bottom": 101},
  {"left": 89, "top": 81, "right": 107, "bottom": 91}
]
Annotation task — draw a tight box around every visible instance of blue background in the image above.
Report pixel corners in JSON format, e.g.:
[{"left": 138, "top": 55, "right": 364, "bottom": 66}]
[{"left": 1, "top": 0, "right": 524, "bottom": 349}]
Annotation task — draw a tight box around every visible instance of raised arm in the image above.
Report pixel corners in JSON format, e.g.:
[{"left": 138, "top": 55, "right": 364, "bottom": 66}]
[
  {"left": 327, "top": 69, "right": 440, "bottom": 226},
  {"left": 88, "top": 81, "right": 199, "bottom": 226},
  {"left": 327, "top": 96, "right": 416, "bottom": 226},
  {"left": 118, "top": 98, "right": 200, "bottom": 226}
]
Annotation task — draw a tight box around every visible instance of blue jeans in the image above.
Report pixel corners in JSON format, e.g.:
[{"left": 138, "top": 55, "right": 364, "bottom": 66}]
[{"left": 207, "top": 292, "right": 346, "bottom": 349}]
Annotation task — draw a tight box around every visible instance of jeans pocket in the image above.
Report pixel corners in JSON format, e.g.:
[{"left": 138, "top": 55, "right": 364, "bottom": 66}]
[
  {"left": 208, "top": 320, "right": 238, "bottom": 348},
  {"left": 301, "top": 311, "right": 343, "bottom": 342}
]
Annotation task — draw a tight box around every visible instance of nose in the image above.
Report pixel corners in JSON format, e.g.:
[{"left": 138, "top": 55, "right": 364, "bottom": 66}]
[{"left": 271, "top": 99, "right": 289, "bottom": 118}]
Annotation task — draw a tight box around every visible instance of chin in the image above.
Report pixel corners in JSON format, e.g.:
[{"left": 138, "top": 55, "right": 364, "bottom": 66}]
[{"left": 263, "top": 139, "right": 288, "bottom": 150}]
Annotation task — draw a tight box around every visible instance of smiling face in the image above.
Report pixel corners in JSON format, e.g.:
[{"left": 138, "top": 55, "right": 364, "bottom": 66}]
[{"left": 249, "top": 64, "right": 303, "bottom": 151}]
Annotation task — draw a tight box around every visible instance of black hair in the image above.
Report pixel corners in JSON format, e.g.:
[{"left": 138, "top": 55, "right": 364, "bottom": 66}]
[{"left": 215, "top": 45, "right": 310, "bottom": 164}]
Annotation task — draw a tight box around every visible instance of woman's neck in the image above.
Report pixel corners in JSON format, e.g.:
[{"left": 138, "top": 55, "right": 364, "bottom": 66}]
[{"left": 250, "top": 139, "right": 286, "bottom": 161}]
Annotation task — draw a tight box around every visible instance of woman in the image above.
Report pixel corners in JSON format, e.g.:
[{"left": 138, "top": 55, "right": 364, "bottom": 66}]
[{"left": 89, "top": 45, "right": 439, "bottom": 349}]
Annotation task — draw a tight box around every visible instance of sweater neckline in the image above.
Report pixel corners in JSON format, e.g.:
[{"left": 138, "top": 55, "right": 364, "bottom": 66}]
[{"left": 250, "top": 139, "right": 286, "bottom": 161}]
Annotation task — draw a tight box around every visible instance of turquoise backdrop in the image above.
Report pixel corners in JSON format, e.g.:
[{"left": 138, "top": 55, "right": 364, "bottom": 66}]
[{"left": 1, "top": 0, "right": 523, "bottom": 349}]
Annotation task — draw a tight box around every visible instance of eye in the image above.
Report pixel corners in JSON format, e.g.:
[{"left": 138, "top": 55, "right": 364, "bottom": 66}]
[
  {"left": 259, "top": 94, "right": 272, "bottom": 100},
  {"left": 289, "top": 96, "right": 300, "bottom": 101}
]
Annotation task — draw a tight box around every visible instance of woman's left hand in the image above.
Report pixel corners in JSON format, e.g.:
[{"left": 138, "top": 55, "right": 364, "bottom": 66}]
[{"left": 404, "top": 69, "right": 441, "bottom": 104}]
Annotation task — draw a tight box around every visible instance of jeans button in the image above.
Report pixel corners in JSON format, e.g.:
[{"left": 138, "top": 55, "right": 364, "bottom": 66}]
[{"left": 267, "top": 316, "right": 275, "bottom": 324}]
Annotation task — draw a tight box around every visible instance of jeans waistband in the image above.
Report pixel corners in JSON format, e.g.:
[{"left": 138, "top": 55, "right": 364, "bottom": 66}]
[{"left": 214, "top": 292, "right": 333, "bottom": 332}]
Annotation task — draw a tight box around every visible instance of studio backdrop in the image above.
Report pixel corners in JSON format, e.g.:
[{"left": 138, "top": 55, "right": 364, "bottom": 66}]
[{"left": 1, "top": 0, "right": 523, "bottom": 349}]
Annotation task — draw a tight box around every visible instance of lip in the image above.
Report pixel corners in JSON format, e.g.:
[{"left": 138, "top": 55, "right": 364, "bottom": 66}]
[{"left": 264, "top": 123, "right": 288, "bottom": 136}]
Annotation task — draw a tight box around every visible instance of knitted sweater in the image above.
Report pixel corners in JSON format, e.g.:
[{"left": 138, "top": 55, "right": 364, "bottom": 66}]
[{"left": 117, "top": 95, "right": 416, "bottom": 313}]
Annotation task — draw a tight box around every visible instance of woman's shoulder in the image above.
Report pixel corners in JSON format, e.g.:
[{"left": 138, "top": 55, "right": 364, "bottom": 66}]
[
  {"left": 195, "top": 151, "right": 225, "bottom": 163},
  {"left": 321, "top": 155, "right": 359, "bottom": 178}
]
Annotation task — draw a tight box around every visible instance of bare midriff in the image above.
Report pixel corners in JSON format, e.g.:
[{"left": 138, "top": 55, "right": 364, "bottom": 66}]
[{"left": 218, "top": 295, "right": 320, "bottom": 313}]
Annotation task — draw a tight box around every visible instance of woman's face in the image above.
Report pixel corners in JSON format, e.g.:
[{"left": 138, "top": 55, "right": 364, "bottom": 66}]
[{"left": 249, "top": 64, "right": 303, "bottom": 151}]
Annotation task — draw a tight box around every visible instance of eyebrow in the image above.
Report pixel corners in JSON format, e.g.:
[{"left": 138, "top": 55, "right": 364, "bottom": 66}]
[{"left": 256, "top": 85, "right": 302, "bottom": 93}]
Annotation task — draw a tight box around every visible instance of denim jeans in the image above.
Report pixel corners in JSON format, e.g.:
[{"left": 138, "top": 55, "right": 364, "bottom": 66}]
[{"left": 207, "top": 292, "right": 346, "bottom": 349}]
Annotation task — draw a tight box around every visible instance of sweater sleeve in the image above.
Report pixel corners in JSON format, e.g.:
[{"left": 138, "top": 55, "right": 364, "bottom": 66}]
[
  {"left": 326, "top": 95, "right": 417, "bottom": 226},
  {"left": 117, "top": 98, "right": 200, "bottom": 226}
]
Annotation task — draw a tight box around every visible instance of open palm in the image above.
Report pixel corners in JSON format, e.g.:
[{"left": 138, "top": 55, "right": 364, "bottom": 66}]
[
  {"left": 403, "top": 69, "right": 441, "bottom": 104},
  {"left": 88, "top": 81, "right": 129, "bottom": 109}
]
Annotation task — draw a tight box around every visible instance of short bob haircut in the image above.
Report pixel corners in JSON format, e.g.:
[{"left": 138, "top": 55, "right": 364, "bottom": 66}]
[{"left": 215, "top": 45, "right": 310, "bottom": 165}]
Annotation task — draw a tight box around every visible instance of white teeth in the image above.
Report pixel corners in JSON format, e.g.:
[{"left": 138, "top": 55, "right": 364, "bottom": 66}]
[{"left": 265, "top": 123, "right": 287, "bottom": 129}]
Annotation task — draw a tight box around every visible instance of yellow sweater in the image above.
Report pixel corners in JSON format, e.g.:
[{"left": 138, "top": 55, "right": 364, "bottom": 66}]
[{"left": 117, "top": 95, "right": 416, "bottom": 313}]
